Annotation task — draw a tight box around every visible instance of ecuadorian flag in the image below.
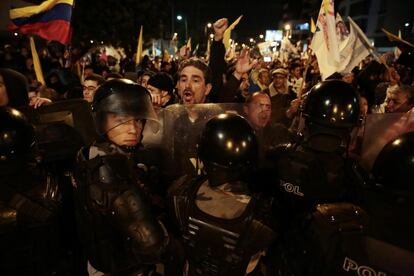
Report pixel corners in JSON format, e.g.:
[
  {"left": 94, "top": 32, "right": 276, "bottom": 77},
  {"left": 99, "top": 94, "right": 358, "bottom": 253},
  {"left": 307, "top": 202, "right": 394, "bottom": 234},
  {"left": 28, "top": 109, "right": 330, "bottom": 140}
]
[{"left": 8, "top": 0, "right": 74, "bottom": 45}]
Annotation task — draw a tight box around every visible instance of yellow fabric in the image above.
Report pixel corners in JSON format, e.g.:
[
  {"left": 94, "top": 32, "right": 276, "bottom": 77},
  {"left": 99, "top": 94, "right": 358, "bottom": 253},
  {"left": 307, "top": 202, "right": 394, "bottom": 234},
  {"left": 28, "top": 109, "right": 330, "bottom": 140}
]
[
  {"left": 223, "top": 15, "right": 243, "bottom": 52},
  {"left": 76, "top": 61, "right": 81, "bottom": 79},
  {"left": 135, "top": 25, "right": 143, "bottom": 65},
  {"left": 163, "top": 49, "right": 170, "bottom": 62},
  {"left": 311, "top": 17, "right": 316, "bottom": 33},
  {"left": 226, "top": 40, "right": 236, "bottom": 61},
  {"left": 382, "top": 28, "right": 414, "bottom": 47},
  {"left": 10, "top": 0, "right": 74, "bottom": 19},
  {"left": 322, "top": 0, "right": 333, "bottom": 15},
  {"left": 29, "top": 37, "right": 45, "bottom": 85},
  {"left": 186, "top": 37, "right": 192, "bottom": 52}
]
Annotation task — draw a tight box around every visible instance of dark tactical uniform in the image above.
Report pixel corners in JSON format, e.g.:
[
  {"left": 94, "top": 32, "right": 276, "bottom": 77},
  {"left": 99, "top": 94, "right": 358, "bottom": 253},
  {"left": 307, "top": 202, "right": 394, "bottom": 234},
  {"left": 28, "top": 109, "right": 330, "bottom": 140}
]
[
  {"left": 266, "top": 80, "right": 368, "bottom": 275},
  {"left": 73, "top": 79, "right": 167, "bottom": 275},
  {"left": 283, "top": 132, "right": 414, "bottom": 276},
  {"left": 0, "top": 107, "right": 63, "bottom": 275},
  {"left": 169, "top": 114, "right": 277, "bottom": 275},
  {"left": 356, "top": 132, "right": 414, "bottom": 275}
]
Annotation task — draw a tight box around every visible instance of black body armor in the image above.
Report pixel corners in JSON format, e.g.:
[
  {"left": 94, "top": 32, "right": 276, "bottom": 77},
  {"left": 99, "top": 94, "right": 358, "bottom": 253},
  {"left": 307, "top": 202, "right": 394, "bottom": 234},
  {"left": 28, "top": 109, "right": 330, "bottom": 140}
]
[
  {"left": 0, "top": 168, "right": 63, "bottom": 275},
  {"left": 269, "top": 143, "right": 361, "bottom": 214},
  {"left": 73, "top": 142, "right": 166, "bottom": 274},
  {"left": 0, "top": 107, "right": 66, "bottom": 275},
  {"left": 169, "top": 176, "right": 276, "bottom": 275},
  {"left": 272, "top": 201, "right": 414, "bottom": 276}
]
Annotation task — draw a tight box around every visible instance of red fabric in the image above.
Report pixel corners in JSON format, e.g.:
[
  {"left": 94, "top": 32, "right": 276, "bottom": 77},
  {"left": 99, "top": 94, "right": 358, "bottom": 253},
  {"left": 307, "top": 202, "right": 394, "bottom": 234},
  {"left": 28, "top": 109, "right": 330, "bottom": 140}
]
[{"left": 8, "top": 20, "right": 72, "bottom": 45}]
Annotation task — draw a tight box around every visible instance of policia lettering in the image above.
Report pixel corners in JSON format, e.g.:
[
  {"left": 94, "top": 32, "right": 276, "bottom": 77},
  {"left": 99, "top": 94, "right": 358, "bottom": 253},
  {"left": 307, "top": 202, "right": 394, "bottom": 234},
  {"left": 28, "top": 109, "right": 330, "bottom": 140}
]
[
  {"left": 343, "top": 257, "right": 387, "bottom": 276},
  {"left": 280, "top": 180, "right": 304, "bottom": 196}
]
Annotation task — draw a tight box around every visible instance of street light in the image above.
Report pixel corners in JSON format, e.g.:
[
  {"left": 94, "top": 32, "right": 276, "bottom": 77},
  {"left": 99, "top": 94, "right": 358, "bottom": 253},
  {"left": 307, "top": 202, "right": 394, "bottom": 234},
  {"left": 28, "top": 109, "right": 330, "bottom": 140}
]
[
  {"left": 177, "top": 14, "right": 188, "bottom": 41},
  {"left": 205, "top": 22, "right": 213, "bottom": 37},
  {"left": 259, "top": 34, "right": 264, "bottom": 39}
]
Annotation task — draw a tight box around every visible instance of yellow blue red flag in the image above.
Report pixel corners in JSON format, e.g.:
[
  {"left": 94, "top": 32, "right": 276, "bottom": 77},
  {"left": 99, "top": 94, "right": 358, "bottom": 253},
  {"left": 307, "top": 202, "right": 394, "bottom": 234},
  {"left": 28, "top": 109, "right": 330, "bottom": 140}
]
[{"left": 8, "top": 0, "right": 74, "bottom": 45}]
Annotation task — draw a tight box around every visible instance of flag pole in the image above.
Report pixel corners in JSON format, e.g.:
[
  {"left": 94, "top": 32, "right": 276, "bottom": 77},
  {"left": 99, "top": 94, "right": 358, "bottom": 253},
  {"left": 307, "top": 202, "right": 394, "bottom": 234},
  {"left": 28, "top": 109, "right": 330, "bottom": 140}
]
[
  {"left": 29, "top": 36, "right": 46, "bottom": 85},
  {"left": 297, "top": 48, "right": 313, "bottom": 99}
]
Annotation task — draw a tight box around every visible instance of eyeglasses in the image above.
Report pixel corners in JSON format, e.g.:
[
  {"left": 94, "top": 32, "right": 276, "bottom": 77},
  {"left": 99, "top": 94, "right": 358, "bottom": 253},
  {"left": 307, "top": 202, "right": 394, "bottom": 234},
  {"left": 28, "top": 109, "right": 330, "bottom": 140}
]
[{"left": 82, "top": 85, "right": 97, "bottom": 92}]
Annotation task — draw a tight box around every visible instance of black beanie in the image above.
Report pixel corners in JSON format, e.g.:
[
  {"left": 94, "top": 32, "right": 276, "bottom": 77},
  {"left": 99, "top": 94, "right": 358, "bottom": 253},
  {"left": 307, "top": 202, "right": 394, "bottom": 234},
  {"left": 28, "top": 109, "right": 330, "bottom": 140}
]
[{"left": 147, "top": 72, "right": 174, "bottom": 94}]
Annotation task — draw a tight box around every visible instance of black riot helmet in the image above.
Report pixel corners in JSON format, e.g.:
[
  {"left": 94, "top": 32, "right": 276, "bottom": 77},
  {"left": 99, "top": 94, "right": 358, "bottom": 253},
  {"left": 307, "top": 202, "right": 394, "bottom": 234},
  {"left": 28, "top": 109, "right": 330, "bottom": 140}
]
[
  {"left": 301, "top": 80, "right": 360, "bottom": 152},
  {"left": 198, "top": 113, "right": 258, "bottom": 186},
  {"left": 302, "top": 79, "right": 360, "bottom": 129},
  {"left": 92, "top": 78, "right": 159, "bottom": 136},
  {"left": 372, "top": 132, "right": 414, "bottom": 196},
  {"left": 0, "top": 107, "right": 35, "bottom": 170}
]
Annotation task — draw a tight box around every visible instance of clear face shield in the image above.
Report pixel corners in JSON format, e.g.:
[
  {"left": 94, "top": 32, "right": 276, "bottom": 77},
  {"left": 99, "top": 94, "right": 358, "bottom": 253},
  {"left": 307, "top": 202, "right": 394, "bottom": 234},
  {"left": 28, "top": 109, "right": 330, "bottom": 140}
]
[{"left": 93, "top": 89, "right": 160, "bottom": 137}]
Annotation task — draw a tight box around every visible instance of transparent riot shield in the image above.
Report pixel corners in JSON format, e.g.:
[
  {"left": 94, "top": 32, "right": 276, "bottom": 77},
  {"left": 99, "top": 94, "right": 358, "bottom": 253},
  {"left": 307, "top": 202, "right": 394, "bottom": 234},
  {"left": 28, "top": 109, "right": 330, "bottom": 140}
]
[
  {"left": 22, "top": 99, "right": 96, "bottom": 163},
  {"left": 149, "top": 103, "right": 293, "bottom": 179},
  {"left": 359, "top": 110, "right": 414, "bottom": 171}
]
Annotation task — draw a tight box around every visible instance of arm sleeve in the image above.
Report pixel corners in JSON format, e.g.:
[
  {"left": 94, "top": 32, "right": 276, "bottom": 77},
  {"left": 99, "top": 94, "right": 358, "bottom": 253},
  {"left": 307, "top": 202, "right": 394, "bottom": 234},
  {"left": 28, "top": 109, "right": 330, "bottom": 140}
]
[
  {"left": 217, "top": 73, "right": 242, "bottom": 103},
  {"left": 209, "top": 39, "right": 227, "bottom": 102}
]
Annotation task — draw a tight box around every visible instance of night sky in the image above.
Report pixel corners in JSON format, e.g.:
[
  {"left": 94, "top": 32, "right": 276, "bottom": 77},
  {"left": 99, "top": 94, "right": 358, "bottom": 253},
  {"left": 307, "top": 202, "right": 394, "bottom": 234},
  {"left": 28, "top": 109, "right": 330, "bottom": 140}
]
[
  {"left": 13, "top": 0, "right": 323, "bottom": 48},
  {"left": 11, "top": 0, "right": 414, "bottom": 48},
  {"left": 68, "top": 0, "right": 298, "bottom": 46},
  {"left": 173, "top": 0, "right": 287, "bottom": 40}
]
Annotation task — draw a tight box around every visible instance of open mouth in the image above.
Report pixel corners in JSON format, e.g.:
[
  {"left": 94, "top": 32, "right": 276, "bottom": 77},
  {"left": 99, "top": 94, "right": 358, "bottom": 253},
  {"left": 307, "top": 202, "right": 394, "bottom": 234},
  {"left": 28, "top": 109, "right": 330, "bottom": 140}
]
[{"left": 183, "top": 90, "right": 194, "bottom": 103}]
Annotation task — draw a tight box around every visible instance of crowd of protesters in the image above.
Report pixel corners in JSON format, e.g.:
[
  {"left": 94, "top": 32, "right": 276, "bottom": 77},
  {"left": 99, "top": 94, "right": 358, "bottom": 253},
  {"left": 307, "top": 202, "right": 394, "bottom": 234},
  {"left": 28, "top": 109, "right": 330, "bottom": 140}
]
[
  {"left": 1, "top": 19, "right": 414, "bottom": 117},
  {"left": 1, "top": 16, "right": 414, "bottom": 275}
]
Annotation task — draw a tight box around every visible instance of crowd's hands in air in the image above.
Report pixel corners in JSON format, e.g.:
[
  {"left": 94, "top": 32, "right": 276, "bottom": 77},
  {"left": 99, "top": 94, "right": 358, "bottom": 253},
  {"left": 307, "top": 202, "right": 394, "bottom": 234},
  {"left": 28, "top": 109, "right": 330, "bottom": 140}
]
[
  {"left": 213, "top": 18, "right": 228, "bottom": 41},
  {"left": 233, "top": 48, "right": 259, "bottom": 80}
]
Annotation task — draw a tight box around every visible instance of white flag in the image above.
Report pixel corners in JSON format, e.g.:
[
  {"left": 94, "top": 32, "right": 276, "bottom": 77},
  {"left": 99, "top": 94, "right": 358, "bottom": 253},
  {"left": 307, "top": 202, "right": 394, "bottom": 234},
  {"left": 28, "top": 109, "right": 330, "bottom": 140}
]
[
  {"left": 336, "top": 12, "right": 353, "bottom": 71},
  {"left": 339, "top": 17, "right": 372, "bottom": 73},
  {"left": 335, "top": 13, "right": 349, "bottom": 43},
  {"left": 310, "top": 0, "right": 340, "bottom": 80},
  {"left": 279, "top": 36, "right": 297, "bottom": 64}
]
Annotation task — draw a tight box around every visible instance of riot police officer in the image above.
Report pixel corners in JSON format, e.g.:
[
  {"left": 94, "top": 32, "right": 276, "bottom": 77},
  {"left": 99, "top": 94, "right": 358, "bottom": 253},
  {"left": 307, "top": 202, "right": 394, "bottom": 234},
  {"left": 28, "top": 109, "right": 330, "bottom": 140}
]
[
  {"left": 73, "top": 79, "right": 167, "bottom": 275},
  {"left": 286, "top": 132, "right": 414, "bottom": 276},
  {"left": 356, "top": 132, "right": 414, "bottom": 275},
  {"left": 0, "top": 107, "right": 63, "bottom": 275},
  {"left": 265, "top": 79, "right": 364, "bottom": 275},
  {"left": 168, "top": 113, "right": 277, "bottom": 275},
  {"left": 268, "top": 79, "right": 362, "bottom": 212}
]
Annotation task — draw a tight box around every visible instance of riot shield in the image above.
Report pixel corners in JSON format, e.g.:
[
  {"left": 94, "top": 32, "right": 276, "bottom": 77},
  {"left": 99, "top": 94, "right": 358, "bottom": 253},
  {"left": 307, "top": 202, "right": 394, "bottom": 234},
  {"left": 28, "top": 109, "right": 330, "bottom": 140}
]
[
  {"left": 22, "top": 99, "right": 96, "bottom": 163},
  {"left": 359, "top": 110, "right": 414, "bottom": 171},
  {"left": 141, "top": 106, "right": 165, "bottom": 146},
  {"left": 155, "top": 103, "right": 292, "bottom": 178},
  {"left": 144, "top": 103, "right": 414, "bottom": 180}
]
